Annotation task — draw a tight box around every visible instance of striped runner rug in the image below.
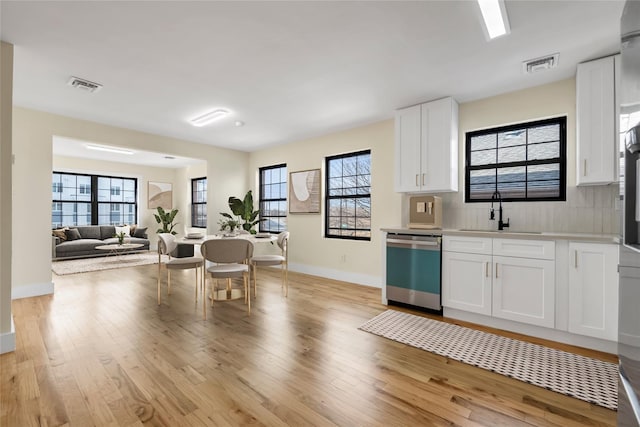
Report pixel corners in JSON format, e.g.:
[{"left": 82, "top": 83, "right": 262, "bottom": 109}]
[{"left": 359, "top": 310, "right": 618, "bottom": 410}]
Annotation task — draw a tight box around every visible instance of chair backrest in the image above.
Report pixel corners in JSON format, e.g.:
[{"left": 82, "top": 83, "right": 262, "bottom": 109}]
[
  {"left": 201, "top": 238, "right": 254, "bottom": 264},
  {"left": 158, "top": 233, "right": 177, "bottom": 255},
  {"left": 277, "top": 231, "right": 289, "bottom": 256}
]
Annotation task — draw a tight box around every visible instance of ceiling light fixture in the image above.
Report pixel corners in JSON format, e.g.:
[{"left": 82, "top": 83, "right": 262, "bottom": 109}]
[
  {"left": 189, "top": 109, "right": 230, "bottom": 127},
  {"left": 477, "top": 0, "right": 510, "bottom": 40},
  {"left": 85, "top": 144, "right": 135, "bottom": 155},
  {"left": 234, "top": 120, "right": 245, "bottom": 127}
]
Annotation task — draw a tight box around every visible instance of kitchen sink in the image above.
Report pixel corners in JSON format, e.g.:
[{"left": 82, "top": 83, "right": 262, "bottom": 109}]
[{"left": 456, "top": 228, "right": 542, "bottom": 234}]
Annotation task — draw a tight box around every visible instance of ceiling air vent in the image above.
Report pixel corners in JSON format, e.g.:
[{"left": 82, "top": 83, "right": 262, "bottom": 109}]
[
  {"left": 67, "top": 76, "right": 102, "bottom": 93},
  {"left": 522, "top": 53, "right": 559, "bottom": 74}
]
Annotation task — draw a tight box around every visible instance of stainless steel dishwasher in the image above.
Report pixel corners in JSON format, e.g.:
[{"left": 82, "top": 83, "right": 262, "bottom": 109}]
[{"left": 386, "top": 233, "right": 442, "bottom": 312}]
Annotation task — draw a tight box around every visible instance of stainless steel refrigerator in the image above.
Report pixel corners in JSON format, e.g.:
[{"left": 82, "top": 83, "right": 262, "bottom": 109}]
[{"left": 619, "top": 1, "right": 640, "bottom": 425}]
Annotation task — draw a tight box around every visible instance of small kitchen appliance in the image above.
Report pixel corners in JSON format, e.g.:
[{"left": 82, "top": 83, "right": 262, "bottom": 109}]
[{"left": 408, "top": 195, "right": 442, "bottom": 229}]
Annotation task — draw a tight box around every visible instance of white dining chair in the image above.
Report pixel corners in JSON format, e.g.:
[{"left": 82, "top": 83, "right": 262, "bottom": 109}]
[
  {"left": 157, "top": 233, "right": 204, "bottom": 305},
  {"left": 250, "top": 231, "right": 289, "bottom": 297},
  {"left": 200, "top": 238, "right": 254, "bottom": 318}
]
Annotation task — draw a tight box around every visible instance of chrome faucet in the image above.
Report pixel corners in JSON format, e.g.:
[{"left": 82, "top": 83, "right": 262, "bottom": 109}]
[{"left": 490, "top": 190, "right": 510, "bottom": 231}]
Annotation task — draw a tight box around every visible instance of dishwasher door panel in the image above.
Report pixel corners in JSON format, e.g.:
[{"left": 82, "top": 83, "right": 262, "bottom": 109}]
[{"left": 386, "top": 237, "right": 441, "bottom": 311}]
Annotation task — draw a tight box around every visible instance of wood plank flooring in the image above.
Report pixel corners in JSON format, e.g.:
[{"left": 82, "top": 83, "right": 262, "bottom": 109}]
[{"left": 1, "top": 263, "right": 617, "bottom": 426}]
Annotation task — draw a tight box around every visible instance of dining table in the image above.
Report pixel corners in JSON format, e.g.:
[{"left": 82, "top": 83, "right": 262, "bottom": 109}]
[{"left": 176, "top": 232, "right": 278, "bottom": 302}]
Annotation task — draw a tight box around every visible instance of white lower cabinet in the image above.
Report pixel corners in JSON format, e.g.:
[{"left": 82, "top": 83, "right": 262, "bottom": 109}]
[
  {"left": 442, "top": 251, "right": 492, "bottom": 315},
  {"left": 443, "top": 236, "right": 555, "bottom": 329},
  {"left": 568, "top": 242, "right": 619, "bottom": 341},
  {"left": 492, "top": 256, "right": 555, "bottom": 328}
]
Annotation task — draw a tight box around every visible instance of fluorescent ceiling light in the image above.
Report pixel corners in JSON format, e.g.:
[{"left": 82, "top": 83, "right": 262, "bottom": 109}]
[
  {"left": 478, "top": 0, "right": 510, "bottom": 40},
  {"left": 189, "top": 109, "right": 230, "bottom": 127},
  {"left": 85, "top": 144, "right": 135, "bottom": 155}
]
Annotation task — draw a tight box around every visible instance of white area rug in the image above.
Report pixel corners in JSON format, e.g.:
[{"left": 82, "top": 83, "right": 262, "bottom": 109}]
[
  {"left": 52, "top": 252, "right": 164, "bottom": 275},
  {"left": 359, "top": 310, "right": 618, "bottom": 410}
]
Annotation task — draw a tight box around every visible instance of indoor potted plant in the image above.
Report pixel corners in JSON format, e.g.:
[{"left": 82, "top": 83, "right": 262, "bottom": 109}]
[
  {"left": 154, "top": 207, "right": 179, "bottom": 235},
  {"left": 220, "top": 190, "right": 263, "bottom": 234}
]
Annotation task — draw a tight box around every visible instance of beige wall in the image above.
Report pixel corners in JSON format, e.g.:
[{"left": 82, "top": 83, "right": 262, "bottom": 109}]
[
  {"left": 432, "top": 78, "right": 619, "bottom": 234},
  {"left": 249, "top": 120, "right": 401, "bottom": 287},
  {"left": 53, "top": 155, "right": 207, "bottom": 247},
  {"left": 13, "top": 107, "right": 249, "bottom": 298},
  {"left": 10, "top": 77, "right": 619, "bottom": 299},
  {"left": 1, "top": 42, "right": 14, "bottom": 353}
]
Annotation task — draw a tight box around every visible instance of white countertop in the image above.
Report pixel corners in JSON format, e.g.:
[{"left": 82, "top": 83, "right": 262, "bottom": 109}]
[{"left": 381, "top": 227, "right": 619, "bottom": 244}]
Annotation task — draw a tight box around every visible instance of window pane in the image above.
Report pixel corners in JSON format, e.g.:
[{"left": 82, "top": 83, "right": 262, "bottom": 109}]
[
  {"left": 497, "top": 145, "right": 526, "bottom": 163},
  {"left": 529, "top": 124, "right": 559, "bottom": 144},
  {"left": 497, "top": 166, "right": 526, "bottom": 184},
  {"left": 498, "top": 129, "right": 526, "bottom": 148},
  {"left": 470, "top": 169, "right": 496, "bottom": 186},
  {"left": 471, "top": 134, "right": 496, "bottom": 151},
  {"left": 471, "top": 150, "right": 496, "bottom": 166},
  {"left": 528, "top": 142, "right": 559, "bottom": 160}
]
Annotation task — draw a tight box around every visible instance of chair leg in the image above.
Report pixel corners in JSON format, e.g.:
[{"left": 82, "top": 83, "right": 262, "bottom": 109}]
[
  {"left": 167, "top": 270, "right": 172, "bottom": 295},
  {"left": 253, "top": 264, "right": 257, "bottom": 298},
  {"left": 203, "top": 275, "right": 207, "bottom": 320},
  {"left": 157, "top": 263, "right": 162, "bottom": 305},
  {"left": 194, "top": 267, "right": 198, "bottom": 303},
  {"left": 245, "top": 272, "right": 250, "bottom": 316},
  {"left": 284, "top": 262, "right": 288, "bottom": 297}
]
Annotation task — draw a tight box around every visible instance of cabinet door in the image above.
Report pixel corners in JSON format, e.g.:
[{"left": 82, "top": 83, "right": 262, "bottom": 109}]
[
  {"left": 421, "top": 97, "right": 458, "bottom": 192},
  {"left": 492, "top": 256, "right": 555, "bottom": 328},
  {"left": 576, "top": 55, "right": 616, "bottom": 185},
  {"left": 442, "top": 251, "right": 492, "bottom": 315},
  {"left": 568, "top": 242, "right": 619, "bottom": 341},
  {"left": 394, "top": 105, "right": 422, "bottom": 192}
]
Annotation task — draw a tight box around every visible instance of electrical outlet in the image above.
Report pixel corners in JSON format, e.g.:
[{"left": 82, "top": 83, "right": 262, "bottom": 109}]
[
  {"left": 340, "top": 254, "right": 346, "bottom": 263},
  {"left": 416, "top": 202, "right": 426, "bottom": 213}
]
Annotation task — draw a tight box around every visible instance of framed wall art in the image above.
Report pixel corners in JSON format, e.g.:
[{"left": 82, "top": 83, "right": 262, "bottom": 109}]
[
  {"left": 148, "top": 181, "right": 173, "bottom": 209},
  {"left": 289, "top": 169, "right": 321, "bottom": 213}
]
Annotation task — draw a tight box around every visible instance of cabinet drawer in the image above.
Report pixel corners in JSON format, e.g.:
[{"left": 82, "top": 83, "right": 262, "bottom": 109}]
[
  {"left": 492, "top": 238, "right": 555, "bottom": 260},
  {"left": 443, "top": 235, "right": 492, "bottom": 255}
]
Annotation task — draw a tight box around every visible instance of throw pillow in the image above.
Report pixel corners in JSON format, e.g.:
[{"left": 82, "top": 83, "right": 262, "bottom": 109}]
[
  {"left": 129, "top": 224, "right": 137, "bottom": 236},
  {"left": 52, "top": 228, "right": 68, "bottom": 241},
  {"left": 115, "top": 225, "right": 130, "bottom": 236},
  {"left": 65, "top": 228, "right": 82, "bottom": 241},
  {"left": 132, "top": 227, "right": 147, "bottom": 238}
]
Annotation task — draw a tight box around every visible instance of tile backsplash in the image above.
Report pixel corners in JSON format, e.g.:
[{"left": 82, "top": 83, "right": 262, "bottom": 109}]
[{"left": 404, "top": 185, "right": 620, "bottom": 235}]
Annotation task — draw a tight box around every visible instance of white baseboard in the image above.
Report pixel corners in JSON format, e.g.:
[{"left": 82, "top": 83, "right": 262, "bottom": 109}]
[
  {"left": 288, "top": 263, "right": 382, "bottom": 288},
  {"left": 12, "top": 281, "right": 54, "bottom": 299},
  {"left": 0, "top": 317, "right": 15, "bottom": 354}
]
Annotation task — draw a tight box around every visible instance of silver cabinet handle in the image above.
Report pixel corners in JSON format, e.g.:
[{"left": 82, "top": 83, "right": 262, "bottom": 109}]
[
  {"left": 415, "top": 174, "right": 419, "bottom": 187},
  {"left": 574, "top": 250, "right": 578, "bottom": 268},
  {"left": 583, "top": 159, "right": 587, "bottom": 177},
  {"left": 495, "top": 263, "right": 499, "bottom": 278},
  {"left": 485, "top": 262, "right": 489, "bottom": 277},
  {"left": 422, "top": 173, "right": 425, "bottom": 186}
]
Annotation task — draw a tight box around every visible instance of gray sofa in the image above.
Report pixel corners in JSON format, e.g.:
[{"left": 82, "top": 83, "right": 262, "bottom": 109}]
[{"left": 52, "top": 225, "right": 150, "bottom": 259}]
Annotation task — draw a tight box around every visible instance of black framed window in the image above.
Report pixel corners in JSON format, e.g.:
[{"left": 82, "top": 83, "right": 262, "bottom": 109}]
[
  {"left": 259, "top": 164, "right": 287, "bottom": 233},
  {"left": 325, "top": 150, "right": 371, "bottom": 240},
  {"left": 52, "top": 172, "right": 137, "bottom": 228},
  {"left": 191, "top": 177, "right": 207, "bottom": 228},
  {"left": 465, "top": 116, "right": 567, "bottom": 202}
]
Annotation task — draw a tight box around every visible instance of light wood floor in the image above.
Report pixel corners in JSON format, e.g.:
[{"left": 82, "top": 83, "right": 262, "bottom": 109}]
[{"left": 1, "top": 263, "right": 618, "bottom": 426}]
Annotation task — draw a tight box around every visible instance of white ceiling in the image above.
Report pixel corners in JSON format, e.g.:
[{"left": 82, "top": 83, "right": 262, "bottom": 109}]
[
  {"left": 52, "top": 136, "right": 205, "bottom": 169},
  {"left": 0, "top": 0, "right": 626, "bottom": 156}
]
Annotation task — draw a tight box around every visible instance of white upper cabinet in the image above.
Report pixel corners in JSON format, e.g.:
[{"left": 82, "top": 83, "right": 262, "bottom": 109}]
[
  {"left": 576, "top": 55, "right": 619, "bottom": 185},
  {"left": 394, "top": 97, "right": 458, "bottom": 193}
]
